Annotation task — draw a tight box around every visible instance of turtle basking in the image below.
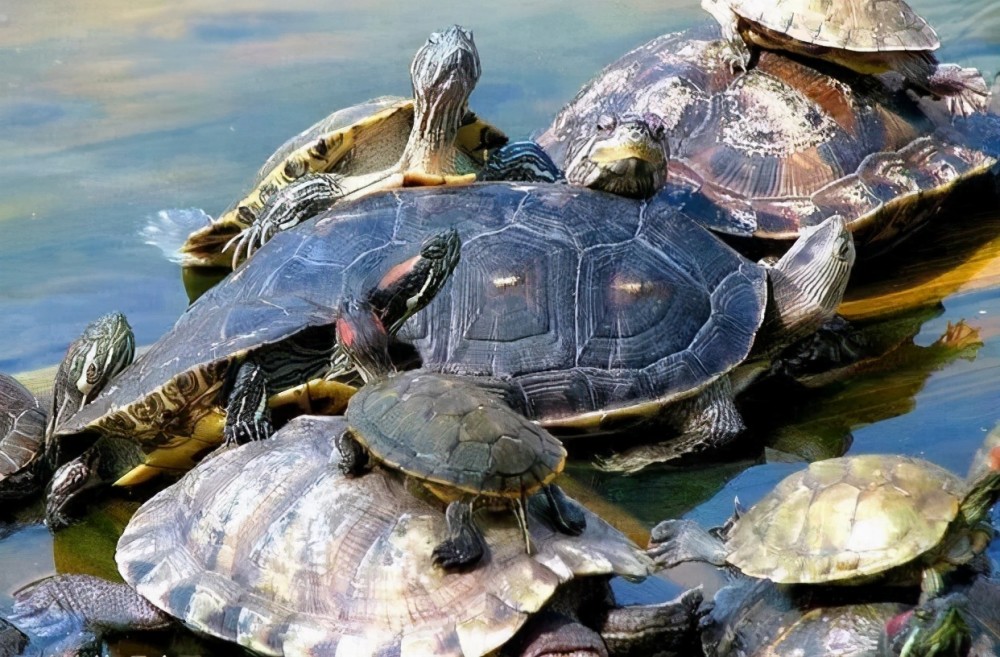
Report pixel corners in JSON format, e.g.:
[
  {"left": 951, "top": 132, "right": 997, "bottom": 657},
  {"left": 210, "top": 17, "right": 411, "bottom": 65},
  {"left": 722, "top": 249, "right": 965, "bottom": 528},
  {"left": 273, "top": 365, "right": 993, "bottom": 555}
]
[
  {"left": 9, "top": 415, "right": 704, "bottom": 657},
  {"left": 179, "top": 25, "right": 504, "bottom": 270},
  {"left": 42, "top": 229, "right": 460, "bottom": 527},
  {"left": 700, "top": 0, "right": 988, "bottom": 116},
  {"left": 538, "top": 25, "right": 999, "bottom": 254},
  {"left": 0, "top": 312, "right": 133, "bottom": 502}
]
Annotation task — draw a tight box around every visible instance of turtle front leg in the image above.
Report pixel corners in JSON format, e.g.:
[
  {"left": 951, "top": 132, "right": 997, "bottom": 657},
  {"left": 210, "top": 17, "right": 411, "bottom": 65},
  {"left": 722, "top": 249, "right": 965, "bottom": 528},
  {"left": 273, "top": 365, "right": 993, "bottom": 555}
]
[
  {"left": 432, "top": 500, "right": 486, "bottom": 570},
  {"left": 224, "top": 360, "right": 273, "bottom": 447},
  {"left": 647, "top": 519, "right": 728, "bottom": 570},
  {"left": 531, "top": 484, "right": 587, "bottom": 536},
  {"left": 335, "top": 430, "right": 371, "bottom": 477}
]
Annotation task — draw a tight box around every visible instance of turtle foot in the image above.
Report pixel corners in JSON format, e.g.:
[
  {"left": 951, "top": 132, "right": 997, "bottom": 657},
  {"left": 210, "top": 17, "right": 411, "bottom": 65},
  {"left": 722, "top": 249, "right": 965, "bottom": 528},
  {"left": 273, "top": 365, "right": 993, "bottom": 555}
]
[
  {"left": 432, "top": 501, "right": 485, "bottom": 570},
  {"left": 647, "top": 519, "right": 727, "bottom": 570},
  {"left": 531, "top": 484, "right": 586, "bottom": 536},
  {"left": 334, "top": 431, "right": 371, "bottom": 477},
  {"left": 224, "top": 360, "right": 273, "bottom": 447},
  {"left": 927, "top": 64, "right": 990, "bottom": 117}
]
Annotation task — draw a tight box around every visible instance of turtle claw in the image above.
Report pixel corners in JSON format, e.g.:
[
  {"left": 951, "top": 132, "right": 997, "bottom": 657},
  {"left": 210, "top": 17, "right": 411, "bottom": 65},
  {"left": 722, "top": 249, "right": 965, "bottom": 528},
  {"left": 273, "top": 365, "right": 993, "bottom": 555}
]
[
  {"left": 647, "top": 519, "right": 727, "bottom": 570},
  {"left": 433, "top": 501, "right": 485, "bottom": 570}
]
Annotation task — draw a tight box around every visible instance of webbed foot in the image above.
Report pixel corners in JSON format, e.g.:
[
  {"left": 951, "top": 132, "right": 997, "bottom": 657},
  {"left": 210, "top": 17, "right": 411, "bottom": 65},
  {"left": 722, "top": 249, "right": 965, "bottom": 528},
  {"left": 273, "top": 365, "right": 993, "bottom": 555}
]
[
  {"left": 531, "top": 484, "right": 586, "bottom": 536},
  {"left": 927, "top": 64, "right": 989, "bottom": 117},
  {"left": 647, "top": 519, "right": 728, "bottom": 570},
  {"left": 432, "top": 501, "right": 485, "bottom": 570},
  {"left": 335, "top": 430, "right": 370, "bottom": 477}
]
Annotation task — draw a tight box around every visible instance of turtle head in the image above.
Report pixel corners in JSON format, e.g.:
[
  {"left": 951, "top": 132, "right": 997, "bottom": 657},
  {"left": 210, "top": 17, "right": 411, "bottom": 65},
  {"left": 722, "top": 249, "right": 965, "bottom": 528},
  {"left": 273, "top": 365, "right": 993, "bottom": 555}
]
[
  {"left": 336, "top": 297, "right": 394, "bottom": 384},
  {"left": 369, "top": 229, "right": 461, "bottom": 335},
  {"left": 565, "top": 113, "right": 670, "bottom": 199},
  {"left": 45, "top": 447, "right": 104, "bottom": 530},
  {"left": 48, "top": 312, "right": 135, "bottom": 437},
  {"left": 409, "top": 26, "right": 480, "bottom": 141},
  {"left": 884, "top": 595, "right": 971, "bottom": 657}
]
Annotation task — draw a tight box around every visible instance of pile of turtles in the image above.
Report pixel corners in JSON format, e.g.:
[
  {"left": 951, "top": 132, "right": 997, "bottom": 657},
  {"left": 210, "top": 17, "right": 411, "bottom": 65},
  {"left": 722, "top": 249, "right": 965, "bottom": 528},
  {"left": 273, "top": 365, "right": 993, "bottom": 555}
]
[{"left": 3, "top": 1, "right": 1000, "bottom": 655}]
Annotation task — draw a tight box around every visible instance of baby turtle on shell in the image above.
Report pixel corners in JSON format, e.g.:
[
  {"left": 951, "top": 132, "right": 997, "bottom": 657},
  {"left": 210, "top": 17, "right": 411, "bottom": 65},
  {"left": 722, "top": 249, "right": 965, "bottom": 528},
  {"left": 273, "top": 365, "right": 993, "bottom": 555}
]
[
  {"left": 0, "top": 312, "right": 133, "bottom": 501},
  {"left": 335, "top": 298, "right": 584, "bottom": 569},
  {"left": 9, "top": 414, "right": 703, "bottom": 657},
  {"left": 181, "top": 25, "right": 503, "bottom": 270},
  {"left": 700, "top": 0, "right": 988, "bottom": 116},
  {"left": 647, "top": 426, "right": 1000, "bottom": 613}
]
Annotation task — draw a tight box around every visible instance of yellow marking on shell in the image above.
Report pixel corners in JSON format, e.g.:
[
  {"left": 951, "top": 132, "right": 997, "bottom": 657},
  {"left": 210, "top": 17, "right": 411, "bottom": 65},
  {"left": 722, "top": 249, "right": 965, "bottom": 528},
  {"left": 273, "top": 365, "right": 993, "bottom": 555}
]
[
  {"left": 190, "top": 411, "right": 226, "bottom": 442},
  {"left": 114, "top": 431, "right": 218, "bottom": 487}
]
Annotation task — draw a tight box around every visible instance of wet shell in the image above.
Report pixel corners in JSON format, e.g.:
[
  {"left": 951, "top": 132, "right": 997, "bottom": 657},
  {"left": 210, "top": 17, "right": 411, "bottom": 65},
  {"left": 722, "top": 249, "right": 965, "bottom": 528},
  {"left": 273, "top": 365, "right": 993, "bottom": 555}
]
[{"left": 0, "top": 375, "right": 44, "bottom": 481}]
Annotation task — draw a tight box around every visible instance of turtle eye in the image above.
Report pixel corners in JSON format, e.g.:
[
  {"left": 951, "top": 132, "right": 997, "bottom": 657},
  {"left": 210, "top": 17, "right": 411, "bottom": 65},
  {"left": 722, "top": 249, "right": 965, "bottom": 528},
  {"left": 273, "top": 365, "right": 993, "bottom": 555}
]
[
  {"left": 596, "top": 115, "right": 616, "bottom": 132},
  {"left": 86, "top": 362, "right": 99, "bottom": 385}
]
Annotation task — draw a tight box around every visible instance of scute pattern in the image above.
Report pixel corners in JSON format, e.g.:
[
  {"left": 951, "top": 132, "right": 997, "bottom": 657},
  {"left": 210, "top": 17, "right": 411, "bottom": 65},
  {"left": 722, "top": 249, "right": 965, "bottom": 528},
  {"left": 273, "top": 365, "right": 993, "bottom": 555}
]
[
  {"left": 0, "top": 375, "right": 44, "bottom": 476},
  {"left": 117, "top": 415, "right": 648, "bottom": 657},
  {"left": 347, "top": 372, "right": 566, "bottom": 495},
  {"left": 726, "top": 454, "right": 966, "bottom": 583}
]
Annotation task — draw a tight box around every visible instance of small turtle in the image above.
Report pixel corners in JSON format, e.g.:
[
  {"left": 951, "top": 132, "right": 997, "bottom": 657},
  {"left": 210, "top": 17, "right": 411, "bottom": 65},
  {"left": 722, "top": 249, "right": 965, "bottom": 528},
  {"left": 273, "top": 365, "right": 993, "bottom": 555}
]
[
  {"left": 334, "top": 299, "right": 584, "bottom": 569},
  {"left": 9, "top": 415, "right": 703, "bottom": 657},
  {"left": 647, "top": 427, "right": 1000, "bottom": 613},
  {"left": 180, "top": 25, "right": 503, "bottom": 269},
  {"left": 538, "top": 25, "right": 999, "bottom": 252},
  {"left": 0, "top": 312, "right": 133, "bottom": 501},
  {"left": 700, "top": 0, "right": 988, "bottom": 116},
  {"left": 43, "top": 229, "right": 460, "bottom": 526}
]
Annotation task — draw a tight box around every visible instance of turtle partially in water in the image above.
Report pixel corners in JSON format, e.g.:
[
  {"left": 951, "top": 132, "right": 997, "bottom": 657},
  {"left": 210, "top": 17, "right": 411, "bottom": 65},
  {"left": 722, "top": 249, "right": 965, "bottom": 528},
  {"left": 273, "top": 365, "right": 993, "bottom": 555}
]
[
  {"left": 42, "top": 229, "right": 460, "bottom": 527},
  {"left": 9, "top": 414, "right": 704, "bottom": 657},
  {"left": 538, "top": 25, "right": 999, "bottom": 254},
  {"left": 700, "top": 0, "right": 988, "bottom": 116},
  {"left": 179, "top": 25, "right": 504, "bottom": 269},
  {"left": 0, "top": 312, "right": 133, "bottom": 502}
]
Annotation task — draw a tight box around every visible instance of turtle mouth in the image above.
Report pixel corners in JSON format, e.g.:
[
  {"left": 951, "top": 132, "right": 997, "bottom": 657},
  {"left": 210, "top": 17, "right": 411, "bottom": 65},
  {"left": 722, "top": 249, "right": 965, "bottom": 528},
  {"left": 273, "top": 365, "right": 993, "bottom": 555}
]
[{"left": 569, "top": 155, "right": 663, "bottom": 200}]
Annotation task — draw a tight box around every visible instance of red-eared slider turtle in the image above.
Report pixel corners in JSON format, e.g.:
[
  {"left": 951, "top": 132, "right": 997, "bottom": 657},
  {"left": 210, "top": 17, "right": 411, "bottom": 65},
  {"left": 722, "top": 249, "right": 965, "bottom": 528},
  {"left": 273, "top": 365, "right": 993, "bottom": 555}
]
[
  {"left": 700, "top": 0, "right": 988, "bottom": 116},
  {"left": 162, "top": 181, "right": 853, "bottom": 473},
  {"left": 42, "top": 229, "right": 460, "bottom": 525},
  {"left": 179, "top": 25, "right": 503, "bottom": 270},
  {"left": 9, "top": 414, "right": 704, "bottom": 657},
  {"left": 0, "top": 312, "right": 133, "bottom": 501},
  {"left": 538, "top": 25, "right": 999, "bottom": 253},
  {"left": 333, "top": 299, "right": 583, "bottom": 569},
  {"left": 647, "top": 427, "right": 1000, "bottom": 612}
]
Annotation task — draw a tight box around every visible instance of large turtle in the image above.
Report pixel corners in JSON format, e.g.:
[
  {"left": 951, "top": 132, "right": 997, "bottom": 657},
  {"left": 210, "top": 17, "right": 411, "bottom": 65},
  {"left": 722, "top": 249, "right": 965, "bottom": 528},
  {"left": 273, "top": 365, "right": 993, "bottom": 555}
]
[
  {"left": 0, "top": 312, "right": 133, "bottom": 501},
  {"left": 700, "top": 0, "right": 988, "bottom": 116},
  {"left": 43, "top": 228, "right": 460, "bottom": 522},
  {"left": 8, "top": 414, "right": 704, "bottom": 657},
  {"left": 538, "top": 25, "right": 999, "bottom": 253},
  {"left": 143, "top": 179, "right": 853, "bottom": 474},
  {"left": 180, "top": 25, "right": 503, "bottom": 270}
]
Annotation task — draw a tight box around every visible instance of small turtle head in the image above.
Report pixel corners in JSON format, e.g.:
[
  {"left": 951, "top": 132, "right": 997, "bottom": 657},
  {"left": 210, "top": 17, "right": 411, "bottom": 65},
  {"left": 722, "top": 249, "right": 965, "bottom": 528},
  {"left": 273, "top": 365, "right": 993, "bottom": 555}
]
[
  {"left": 565, "top": 113, "right": 670, "bottom": 199},
  {"left": 411, "top": 25, "right": 481, "bottom": 110}
]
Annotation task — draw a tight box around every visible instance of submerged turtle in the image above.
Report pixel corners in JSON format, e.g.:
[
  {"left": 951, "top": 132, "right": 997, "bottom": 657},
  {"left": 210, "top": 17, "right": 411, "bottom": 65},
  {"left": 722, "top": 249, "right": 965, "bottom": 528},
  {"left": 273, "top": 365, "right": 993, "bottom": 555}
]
[
  {"left": 180, "top": 25, "right": 504, "bottom": 269},
  {"left": 43, "top": 229, "right": 460, "bottom": 525},
  {"left": 647, "top": 426, "right": 1000, "bottom": 611},
  {"left": 538, "top": 25, "right": 999, "bottom": 253},
  {"left": 334, "top": 299, "right": 583, "bottom": 569},
  {"left": 10, "top": 415, "right": 703, "bottom": 657},
  {"left": 161, "top": 180, "right": 853, "bottom": 473},
  {"left": 700, "top": 0, "right": 988, "bottom": 116},
  {"left": 0, "top": 312, "right": 133, "bottom": 501}
]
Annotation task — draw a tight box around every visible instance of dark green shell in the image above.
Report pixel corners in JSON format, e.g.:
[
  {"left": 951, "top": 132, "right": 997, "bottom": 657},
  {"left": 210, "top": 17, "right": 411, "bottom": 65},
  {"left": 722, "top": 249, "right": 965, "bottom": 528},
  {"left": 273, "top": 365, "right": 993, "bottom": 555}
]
[
  {"left": 346, "top": 371, "right": 566, "bottom": 497},
  {"left": 0, "top": 374, "right": 45, "bottom": 495}
]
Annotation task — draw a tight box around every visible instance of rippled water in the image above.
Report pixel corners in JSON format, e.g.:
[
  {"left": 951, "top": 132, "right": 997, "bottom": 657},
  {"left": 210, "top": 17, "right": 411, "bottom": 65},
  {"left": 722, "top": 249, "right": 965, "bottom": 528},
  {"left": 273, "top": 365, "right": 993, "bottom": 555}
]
[{"left": 2, "top": 0, "right": 1000, "bottom": 653}]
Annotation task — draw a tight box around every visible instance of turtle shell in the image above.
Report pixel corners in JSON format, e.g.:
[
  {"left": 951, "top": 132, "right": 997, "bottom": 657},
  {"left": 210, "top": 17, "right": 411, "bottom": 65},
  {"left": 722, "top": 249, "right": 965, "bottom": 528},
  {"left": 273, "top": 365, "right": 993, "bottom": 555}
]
[
  {"left": 0, "top": 374, "right": 45, "bottom": 492},
  {"left": 725, "top": 454, "right": 966, "bottom": 584},
  {"left": 729, "top": 0, "right": 940, "bottom": 53},
  {"left": 116, "top": 415, "right": 649, "bottom": 657},
  {"left": 538, "top": 25, "right": 996, "bottom": 250},
  {"left": 346, "top": 371, "right": 566, "bottom": 497},
  {"left": 158, "top": 183, "right": 767, "bottom": 435}
]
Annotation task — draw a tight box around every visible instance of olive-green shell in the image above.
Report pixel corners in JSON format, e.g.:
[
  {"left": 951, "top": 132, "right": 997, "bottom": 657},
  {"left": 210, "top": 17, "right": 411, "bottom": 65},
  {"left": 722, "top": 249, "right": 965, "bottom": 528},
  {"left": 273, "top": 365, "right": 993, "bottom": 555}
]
[
  {"left": 117, "top": 415, "right": 648, "bottom": 657},
  {"left": 0, "top": 374, "right": 44, "bottom": 481},
  {"left": 726, "top": 454, "right": 965, "bottom": 583},
  {"left": 729, "top": 0, "right": 940, "bottom": 53},
  {"left": 346, "top": 371, "right": 567, "bottom": 497}
]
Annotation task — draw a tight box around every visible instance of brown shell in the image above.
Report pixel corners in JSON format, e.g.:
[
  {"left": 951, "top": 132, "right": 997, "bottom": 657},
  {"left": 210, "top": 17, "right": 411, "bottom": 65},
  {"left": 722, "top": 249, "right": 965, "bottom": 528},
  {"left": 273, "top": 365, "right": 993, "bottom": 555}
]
[
  {"left": 346, "top": 371, "right": 567, "bottom": 498},
  {"left": 725, "top": 454, "right": 965, "bottom": 583},
  {"left": 0, "top": 374, "right": 44, "bottom": 478},
  {"left": 117, "top": 415, "right": 648, "bottom": 657}
]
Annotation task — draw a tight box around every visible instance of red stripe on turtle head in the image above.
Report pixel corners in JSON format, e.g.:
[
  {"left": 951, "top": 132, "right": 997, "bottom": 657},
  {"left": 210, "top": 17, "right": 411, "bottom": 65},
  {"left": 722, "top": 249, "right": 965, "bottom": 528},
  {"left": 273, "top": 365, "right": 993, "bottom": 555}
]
[{"left": 379, "top": 255, "right": 422, "bottom": 292}]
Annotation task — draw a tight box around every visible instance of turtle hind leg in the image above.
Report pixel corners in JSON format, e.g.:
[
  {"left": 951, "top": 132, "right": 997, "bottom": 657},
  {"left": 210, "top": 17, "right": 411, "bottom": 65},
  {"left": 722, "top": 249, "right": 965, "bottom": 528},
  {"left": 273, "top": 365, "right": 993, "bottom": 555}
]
[
  {"left": 432, "top": 501, "right": 486, "bottom": 570},
  {"left": 334, "top": 430, "right": 371, "bottom": 477},
  {"left": 223, "top": 359, "right": 273, "bottom": 448},
  {"left": 647, "top": 519, "right": 728, "bottom": 570},
  {"left": 478, "top": 141, "right": 563, "bottom": 183},
  {"left": 530, "top": 484, "right": 587, "bottom": 536}
]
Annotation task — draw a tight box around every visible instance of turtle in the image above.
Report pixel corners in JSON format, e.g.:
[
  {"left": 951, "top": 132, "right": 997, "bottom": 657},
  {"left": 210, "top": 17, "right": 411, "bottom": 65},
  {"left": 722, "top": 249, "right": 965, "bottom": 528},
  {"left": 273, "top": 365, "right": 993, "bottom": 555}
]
[
  {"left": 179, "top": 25, "right": 505, "bottom": 270},
  {"left": 537, "top": 24, "right": 1000, "bottom": 254},
  {"left": 8, "top": 414, "right": 704, "bottom": 657},
  {"left": 42, "top": 228, "right": 460, "bottom": 527},
  {"left": 332, "top": 297, "right": 584, "bottom": 570},
  {"left": 153, "top": 179, "right": 853, "bottom": 474},
  {"left": 699, "top": 0, "right": 989, "bottom": 117},
  {"left": 645, "top": 425, "right": 1000, "bottom": 616},
  {"left": 0, "top": 312, "right": 134, "bottom": 502}
]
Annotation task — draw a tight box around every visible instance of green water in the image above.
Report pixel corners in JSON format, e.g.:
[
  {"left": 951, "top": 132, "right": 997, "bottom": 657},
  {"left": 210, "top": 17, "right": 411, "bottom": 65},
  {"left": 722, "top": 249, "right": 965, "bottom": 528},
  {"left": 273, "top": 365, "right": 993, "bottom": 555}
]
[{"left": 2, "top": 0, "right": 1000, "bottom": 653}]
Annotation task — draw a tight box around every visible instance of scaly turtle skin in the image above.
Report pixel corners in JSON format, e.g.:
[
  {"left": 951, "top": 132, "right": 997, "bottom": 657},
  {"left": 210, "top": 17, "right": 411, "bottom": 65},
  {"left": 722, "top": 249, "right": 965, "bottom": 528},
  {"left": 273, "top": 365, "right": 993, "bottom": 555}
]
[
  {"left": 8, "top": 415, "right": 704, "bottom": 657},
  {"left": 0, "top": 312, "right": 133, "bottom": 501},
  {"left": 538, "top": 25, "right": 999, "bottom": 253},
  {"left": 44, "top": 229, "right": 460, "bottom": 520},
  {"left": 701, "top": 0, "right": 988, "bottom": 116},
  {"left": 181, "top": 25, "right": 503, "bottom": 270}
]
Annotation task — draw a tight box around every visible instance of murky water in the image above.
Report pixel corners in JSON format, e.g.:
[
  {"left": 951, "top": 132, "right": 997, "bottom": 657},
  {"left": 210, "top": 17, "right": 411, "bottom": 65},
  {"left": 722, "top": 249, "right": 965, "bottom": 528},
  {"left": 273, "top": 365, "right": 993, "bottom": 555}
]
[{"left": 2, "top": 0, "right": 1000, "bottom": 653}]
